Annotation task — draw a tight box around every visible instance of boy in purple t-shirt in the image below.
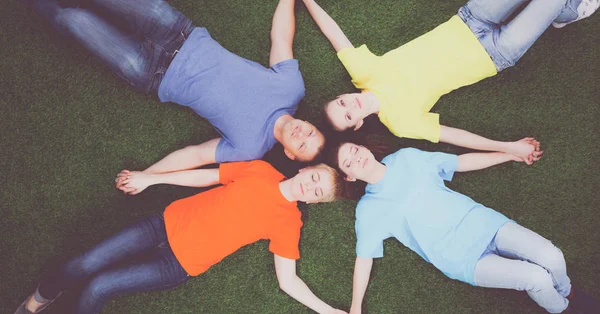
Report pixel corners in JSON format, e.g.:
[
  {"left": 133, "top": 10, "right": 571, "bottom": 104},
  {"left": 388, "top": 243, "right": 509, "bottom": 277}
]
[{"left": 29, "top": 0, "right": 325, "bottom": 176}]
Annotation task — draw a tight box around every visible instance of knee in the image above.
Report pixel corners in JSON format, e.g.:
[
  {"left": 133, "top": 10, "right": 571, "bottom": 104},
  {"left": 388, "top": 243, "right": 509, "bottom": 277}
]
[
  {"left": 54, "top": 7, "right": 92, "bottom": 31},
  {"left": 539, "top": 246, "right": 567, "bottom": 274},
  {"left": 525, "top": 267, "right": 555, "bottom": 292},
  {"left": 81, "top": 275, "right": 112, "bottom": 303}
]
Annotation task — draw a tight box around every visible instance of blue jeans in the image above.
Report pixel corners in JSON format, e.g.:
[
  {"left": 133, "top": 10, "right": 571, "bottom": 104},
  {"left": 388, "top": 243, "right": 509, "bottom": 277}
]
[
  {"left": 475, "top": 222, "right": 571, "bottom": 313},
  {"left": 32, "top": 0, "right": 193, "bottom": 94},
  {"left": 37, "top": 213, "right": 190, "bottom": 314},
  {"left": 458, "top": 0, "right": 580, "bottom": 71}
]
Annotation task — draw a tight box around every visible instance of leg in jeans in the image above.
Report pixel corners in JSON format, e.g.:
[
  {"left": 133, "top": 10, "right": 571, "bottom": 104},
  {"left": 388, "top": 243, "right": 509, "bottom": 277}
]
[
  {"left": 87, "top": 0, "right": 192, "bottom": 53},
  {"left": 76, "top": 241, "right": 189, "bottom": 314},
  {"left": 461, "top": 0, "right": 581, "bottom": 70},
  {"left": 473, "top": 222, "right": 571, "bottom": 313},
  {"left": 33, "top": 0, "right": 167, "bottom": 93},
  {"left": 37, "top": 214, "right": 176, "bottom": 299}
]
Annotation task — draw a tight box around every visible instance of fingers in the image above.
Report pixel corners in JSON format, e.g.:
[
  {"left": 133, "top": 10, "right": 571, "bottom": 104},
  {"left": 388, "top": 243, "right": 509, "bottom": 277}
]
[{"left": 121, "top": 185, "right": 136, "bottom": 194}]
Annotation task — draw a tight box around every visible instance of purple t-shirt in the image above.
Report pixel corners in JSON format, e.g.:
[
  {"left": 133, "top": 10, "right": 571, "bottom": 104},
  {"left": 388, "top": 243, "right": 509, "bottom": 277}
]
[{"left": 158, "top": 27, "right": 305, "bottom": 163}]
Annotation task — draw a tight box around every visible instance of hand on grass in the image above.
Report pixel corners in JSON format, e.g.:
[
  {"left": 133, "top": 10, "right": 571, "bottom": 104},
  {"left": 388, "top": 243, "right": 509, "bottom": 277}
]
[
  {"left": 115, "top": 170, "right": 152, "bottom": 195},
  {"left": 509, "top": 138, "right": 543, "bottom": 165}
]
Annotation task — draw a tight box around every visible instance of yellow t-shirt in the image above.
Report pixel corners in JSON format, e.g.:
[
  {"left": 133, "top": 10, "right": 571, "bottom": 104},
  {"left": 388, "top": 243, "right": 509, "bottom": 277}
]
[{"left": 337, "top": 15, "right": 497, "bottom": 143}]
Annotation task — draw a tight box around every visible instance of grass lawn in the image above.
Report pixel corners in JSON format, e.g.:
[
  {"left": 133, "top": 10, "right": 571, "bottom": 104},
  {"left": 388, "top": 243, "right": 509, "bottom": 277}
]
[{"left": 1, "top": 0, "right": 598, "bottom": 313}]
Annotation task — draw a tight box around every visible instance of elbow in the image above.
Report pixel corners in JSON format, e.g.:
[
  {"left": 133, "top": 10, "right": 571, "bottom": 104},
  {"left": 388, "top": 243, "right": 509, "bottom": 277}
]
[{"left": 277, "top": 276, "right": 295, "bottom": 294}]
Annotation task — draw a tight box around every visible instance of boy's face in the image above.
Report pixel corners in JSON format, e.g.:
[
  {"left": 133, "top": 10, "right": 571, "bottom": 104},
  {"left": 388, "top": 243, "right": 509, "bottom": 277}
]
[
  {"left": 281, "top": 119, "right": 325, "bottom": 162},
  {"left": 290, "top": 166, "right": 335, "bottom": 204}
]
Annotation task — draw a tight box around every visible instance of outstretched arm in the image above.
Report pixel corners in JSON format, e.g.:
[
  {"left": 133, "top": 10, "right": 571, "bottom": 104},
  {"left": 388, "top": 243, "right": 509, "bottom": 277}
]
[
  {"left": 143, "top": 138, "right": 220, "bottom": 174},
  {"left": 349, "top": 257, "right": 373, "bottom": 314},
  {"left": 270, "top": 0, "right": 297, "bottom": 66},
  {"left": 274, "top": 255, "right": 347, "bottom": 314},
  {"left": 439, "top": 125, "right": 542, "bottom": 165},
  {"left": 303, "top": 0, "right": 353, "bottom": 52},
  {"left": 115, "top": 168, "right": 220, "bottom": 195},
  {"left": 455, "top": 151, "right": 541, "bottom": 172}
]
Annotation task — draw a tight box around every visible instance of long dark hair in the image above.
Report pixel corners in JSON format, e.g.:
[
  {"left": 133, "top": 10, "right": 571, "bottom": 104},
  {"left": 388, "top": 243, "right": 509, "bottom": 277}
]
[{"left": 324, "top": 133, "right": 391, "bottom": 200}]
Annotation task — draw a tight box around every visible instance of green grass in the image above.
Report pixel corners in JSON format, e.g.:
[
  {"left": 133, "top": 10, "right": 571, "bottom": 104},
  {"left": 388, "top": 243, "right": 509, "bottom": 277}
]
[{"left": 1, "top": 0, "right": 599, "bottom": 313}]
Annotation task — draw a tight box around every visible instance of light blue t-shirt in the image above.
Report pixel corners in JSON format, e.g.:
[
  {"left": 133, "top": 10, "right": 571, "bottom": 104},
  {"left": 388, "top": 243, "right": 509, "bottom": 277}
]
[
  {"left": 355, "top": 148, "right": 510, "bottom": 285},
  {"left": 158, "top": 28, "right": 305, "bottom": 163}
]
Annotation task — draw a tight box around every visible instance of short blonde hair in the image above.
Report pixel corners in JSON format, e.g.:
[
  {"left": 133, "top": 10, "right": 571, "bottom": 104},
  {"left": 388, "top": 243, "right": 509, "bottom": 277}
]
[{"left": 312, "top": 163, "right": 344, "bottom": 203}]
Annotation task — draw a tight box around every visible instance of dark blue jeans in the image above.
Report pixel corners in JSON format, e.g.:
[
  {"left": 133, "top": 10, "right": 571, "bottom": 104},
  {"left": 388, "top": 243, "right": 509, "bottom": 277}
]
[
  {"left": 32, "top": 0, "right": 193, "bottom": 94},
  {"left": 38, "top": 214, "right": 190, "bottom": 314}
]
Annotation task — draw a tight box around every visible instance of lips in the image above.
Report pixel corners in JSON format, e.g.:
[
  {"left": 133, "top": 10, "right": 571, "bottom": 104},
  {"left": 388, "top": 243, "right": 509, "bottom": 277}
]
[
  {"left": 291, "top": 126, "right": 299, "bottom": 138},
  {"left": 363, "top": 157, "right": 368, "bottom": 168},
  {"left": 356, "top": 97, "right": 362, "bottom": 109},
  {"left": 300, "top": 183, "right": 304, "bottom": 195}
]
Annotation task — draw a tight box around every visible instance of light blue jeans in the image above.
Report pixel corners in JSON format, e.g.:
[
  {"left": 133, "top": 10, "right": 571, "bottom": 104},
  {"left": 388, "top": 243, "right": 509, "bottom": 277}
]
[
  {"left": 475, "top": 222, "right": 571, "bottom": 313},
  {"left": 459, "top": 0, "right": 581, "bottom": 71}
]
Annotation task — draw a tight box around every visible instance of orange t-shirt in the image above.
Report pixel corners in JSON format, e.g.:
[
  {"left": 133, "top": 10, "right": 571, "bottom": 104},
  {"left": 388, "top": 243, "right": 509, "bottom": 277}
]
[{"left": 164, "top": 160, "right": 302, "bottom": 276}]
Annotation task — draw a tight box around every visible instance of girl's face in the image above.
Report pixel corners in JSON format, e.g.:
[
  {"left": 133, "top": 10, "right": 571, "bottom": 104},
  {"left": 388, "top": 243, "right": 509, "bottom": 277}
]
[
  {"left": 337, "top": 143, "right": 376, "bottom": 182},
  {"left": 325, "top": 93, "right": 367, "bottom": 131},
  {"left": 290, "top": 166, "right": 336, "bottom": 204}
]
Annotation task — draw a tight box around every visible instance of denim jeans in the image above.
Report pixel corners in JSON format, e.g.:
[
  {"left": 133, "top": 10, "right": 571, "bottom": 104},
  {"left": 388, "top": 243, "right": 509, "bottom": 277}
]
[
  {"left": 458, "top": 0, "right": 580, "bottom": 71},
  {"left": 32, "top": 0, "right": 193, "bottom": 94},
  {"left": 474, "top": 222, "right": 571, "bottom": 313},
  {"left": 37, "top": 213, "right": 190, "bottom": 314}
]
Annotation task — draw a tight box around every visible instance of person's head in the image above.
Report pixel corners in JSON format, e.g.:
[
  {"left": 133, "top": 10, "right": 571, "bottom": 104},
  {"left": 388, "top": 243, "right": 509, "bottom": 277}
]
[
  {"left": 280, "top": 119, "right": 326, "bottom": 162},
  {"left": 323, "top": 93, "right": 370, "bottom": 132},
  {"left": 326, "top": 138, "right": 390, "bottom": 200},
  {"left": 288, "top": 163, "right": 344, "bottom": 204}
]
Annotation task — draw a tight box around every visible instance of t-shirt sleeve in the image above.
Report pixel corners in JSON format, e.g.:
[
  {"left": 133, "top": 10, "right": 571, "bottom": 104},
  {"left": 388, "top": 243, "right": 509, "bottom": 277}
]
[
  {"left": 383, "top": 111, "right": 441, "bottom": 143},
  {"left": 355, "top": 206, "right": 384, "bottom": 258},
  {"left": 271, "top": 59, "right": 300, "bottom": 74},
  {"left": 219, "top": 160, "right": 280, "bottom": 185},
  {"left": 269, "top": 216, "right": 302, "bottom": 260},
  {"left": 216, "top": 138, "right": 259, "bottom": 163},
  {"left": 337, "top": 45, "right": 376, "bottom": 90},
  {"left": 420, "top": 150, "right": 458, "bottom": 181},
  {"left": 270, "top": 59, "right": 306, "bottom": 104}
]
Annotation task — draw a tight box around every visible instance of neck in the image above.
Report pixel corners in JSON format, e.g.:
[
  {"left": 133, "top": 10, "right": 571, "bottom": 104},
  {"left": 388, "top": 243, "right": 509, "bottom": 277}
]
[
  {"left": 362, "top": 91, "right": 380, "bottom": 115},
  {"left": 363, "top": 162, "right": 386, "bottom": 184},
  {"left": 273, "top": 114, "right": 293, "bottom": 143},
  {"left": 279, "top": 179, "right": 297, "bottom": 202}
]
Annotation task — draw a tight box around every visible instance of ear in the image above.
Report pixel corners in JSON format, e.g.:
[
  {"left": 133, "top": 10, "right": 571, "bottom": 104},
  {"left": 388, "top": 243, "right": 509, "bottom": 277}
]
[
  {"left": 345, "top": 176, "right": 356, "bottom": 182},
  {"left": 354, "top": 119, "right": 364, "bottom": 131},
  {"left": 284, "top": 149, "right": 296, "bottom": 160}
]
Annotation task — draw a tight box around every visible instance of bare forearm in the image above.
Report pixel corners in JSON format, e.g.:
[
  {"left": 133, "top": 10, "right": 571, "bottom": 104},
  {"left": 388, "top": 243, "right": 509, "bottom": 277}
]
[
  {"left": 350, "top": 257, "right": 373, "bottom": 313},
  {"left": 439, "top": 125, "right": 510, "bottom": 152},
  {"left": 456, "top": 152, "right": 516, "bottom": 172},
  {"left": 303, "top": 0, "right": 352, "bottom": 51},
  {"left": 144, "top": 138, "right": 219, "bottom": 174},
  {"left": 271, "top": 0, "right": 295, "bottom": 44},
  {"left": 281, "top": 276, "right": 335, "bottom": 314},
  {"left": 145, "top": 169, "right": 220, "bottom": 188}
]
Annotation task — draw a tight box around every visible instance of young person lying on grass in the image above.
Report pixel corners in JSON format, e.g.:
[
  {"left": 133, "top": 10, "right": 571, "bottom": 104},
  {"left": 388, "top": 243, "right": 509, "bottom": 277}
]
[
  {"left": 329, "top": 142, "right": 599, "bottom": 313},
  {"left": 28, "top": 0, "right": 326, "bottom": 167},
  {"left": 15, "top": 161, "right": 347, "bottom": 314},
  {"left": 304, "top": 0, "right": 599, "bottom": 164}
]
